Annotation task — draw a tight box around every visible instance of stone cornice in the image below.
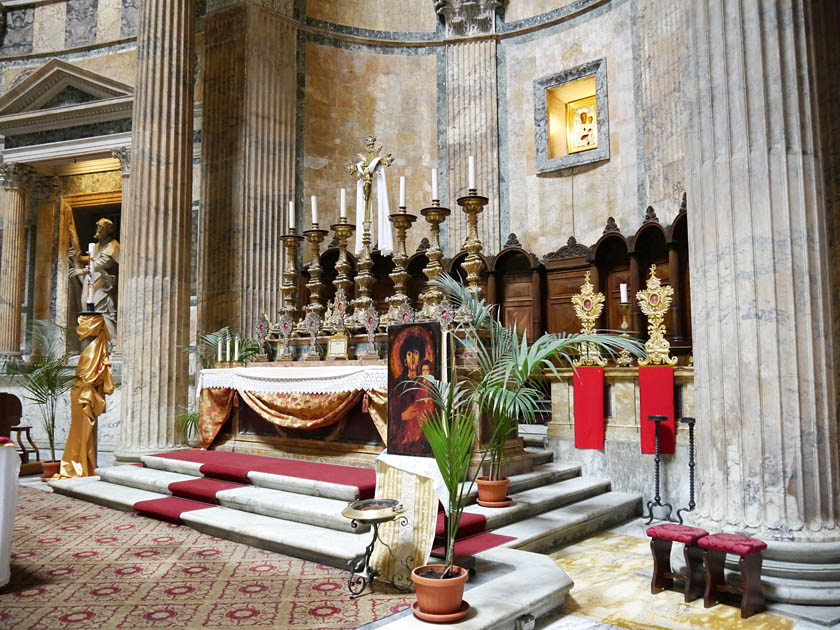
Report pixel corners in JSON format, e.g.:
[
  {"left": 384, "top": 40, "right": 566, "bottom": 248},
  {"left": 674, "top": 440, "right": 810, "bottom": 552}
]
[
  {"left": 0, "top": 96, "right": 133, "bottom": 136},
  {"left": 206, "top": 0, "right": 293, "bottom": 16}
]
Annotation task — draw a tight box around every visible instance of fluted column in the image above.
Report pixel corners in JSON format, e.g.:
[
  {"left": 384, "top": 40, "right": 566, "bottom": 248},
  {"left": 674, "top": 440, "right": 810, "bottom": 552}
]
[
  {"left": 438, "top": 1, "right": 502, "bottom": 254},
  {"left": 111, "top": 147, "right": 130, "bottom": 354},
  {"left": 687, "top": 0, "right": 840, "bottom": 603},
  {"left": 197, "top": 1, "right": 295, "bottom": 338},
  {"left": 116, "top": 0, "right": 195, "bottom": 460},
  {"left": 0, "top": 163, "right": 32, "bottom": 356}
]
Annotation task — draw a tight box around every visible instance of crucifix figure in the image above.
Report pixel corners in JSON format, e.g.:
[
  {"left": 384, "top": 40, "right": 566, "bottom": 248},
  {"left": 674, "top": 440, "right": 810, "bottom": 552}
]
[{"left": 347, "top": 135, "right": 394, "bottom": 226}]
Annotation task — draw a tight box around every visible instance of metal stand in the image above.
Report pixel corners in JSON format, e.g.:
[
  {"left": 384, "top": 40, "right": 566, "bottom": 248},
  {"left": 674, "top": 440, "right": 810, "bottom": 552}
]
[
  {"left": 676, "top": 416, "right": 696, "bottom": 524},
  {"left": 643, "top": 415, "right": 674, "bottom": 524}
]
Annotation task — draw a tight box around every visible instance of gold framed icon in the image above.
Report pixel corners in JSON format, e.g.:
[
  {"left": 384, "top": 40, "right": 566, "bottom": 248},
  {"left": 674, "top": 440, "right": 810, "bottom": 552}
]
[{"left": 566, "top": 95, "right": 598, "bottom": 154}]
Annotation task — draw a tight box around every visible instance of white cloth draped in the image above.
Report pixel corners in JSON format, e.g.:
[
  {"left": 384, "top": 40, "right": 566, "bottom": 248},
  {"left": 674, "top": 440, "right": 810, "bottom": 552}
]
[
  {"left": 197, "top": 365, "right": 388, "bottom": 394},
  {"left": 354, "top": 158, "right": 394, "bottom": 256},
  {"left": 0, "top": 445, "right": 20, "bottom": 588},
  {"left": 375, "top": 450, "right": 450, "bottom": 515}
]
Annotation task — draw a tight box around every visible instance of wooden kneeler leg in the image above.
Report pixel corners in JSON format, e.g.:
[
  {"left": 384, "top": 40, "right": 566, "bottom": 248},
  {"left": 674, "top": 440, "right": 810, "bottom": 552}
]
[
  {"left": 683, "top": 544, "right": 705, "bottom": 603},
  {"left": 650, "top": 538, "right": 673, "bottom": 594},
  {"left": 739, "top": 553, "right": 765, "bottom": 618},
  {"left": 703, "top": 549, "right": 727, "bottom": 608}
]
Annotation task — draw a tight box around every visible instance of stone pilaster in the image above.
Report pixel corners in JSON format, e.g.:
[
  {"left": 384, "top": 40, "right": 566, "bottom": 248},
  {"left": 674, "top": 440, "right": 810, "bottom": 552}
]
[
  {"left": 686, "top": 0, "right": 840, "bottom": 603},
  {"left": 197, "top": 1, "right": 295, "bottom": 338},
  {"left": 30, "top": 177, "right": 60, "bottom": 329},
  {"left": 111, "top": 147, "right": 130, "bottom": 353},
  {"left": 0, "top": 163, "right": 32, "bottom": 356},
  {"left": 116, "top": 0, "right": 195, "bottom": 460}
]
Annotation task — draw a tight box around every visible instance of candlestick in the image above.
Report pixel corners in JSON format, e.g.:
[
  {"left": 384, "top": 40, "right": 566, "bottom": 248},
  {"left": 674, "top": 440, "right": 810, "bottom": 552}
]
[
  {"left": 620, "top": 283, "right": 628, "bottom": 304},
  {"left": 278, "top": 226, "right": 304, "bottom": 359},
  {"left": 431, "top": 168, "right": 438, "bottom": 200},
  {"left": 468, "top": 155, "right": 475, "bottom": 190},
  {"left": 330, "top": 218, "right": 356, "bottom": 331},
  {"left": 301, "top": 224, "right": 329, "bottom": 354},
  {"left": 311, "top": 195, "right": 318, "bottom": 225},
  {"left": 616, "top": 302, "right": 634, "bottom": 367},
  {"left": 418, "top": 201, "right": 450, "bottom": 321},
  {"left": 382, "top": 205, "right": 418, "bottom": 327},
  {"left": 456, "top": 189, "right": 488, "bottom": 306},
  {"left": 340, "top": 188, "right": 346, "bottom": 218},
  {"left": 288, "top": 200, "right": 295, "bottom": 229},
  {"left": 399, "top": 176, "right": 406, "bottom": 207}
]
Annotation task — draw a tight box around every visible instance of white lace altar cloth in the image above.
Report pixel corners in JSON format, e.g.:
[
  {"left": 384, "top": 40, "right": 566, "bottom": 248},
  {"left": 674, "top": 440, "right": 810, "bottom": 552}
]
[{"left": 197, "top": 365, "right": 388, "bottom": 395}]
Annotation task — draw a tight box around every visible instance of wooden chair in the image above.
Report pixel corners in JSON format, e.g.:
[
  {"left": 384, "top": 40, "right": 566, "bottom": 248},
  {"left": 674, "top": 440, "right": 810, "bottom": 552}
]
[
  {"left": 697, "top": 533, "right": 767, "bottom": 618},
  {"left": 0, "top": 392, "right": 39, "bottom": 464}
]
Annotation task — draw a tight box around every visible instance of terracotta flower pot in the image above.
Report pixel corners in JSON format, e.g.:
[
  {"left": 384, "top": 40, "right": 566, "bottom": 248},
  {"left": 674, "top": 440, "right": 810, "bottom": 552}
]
[
  {"left": 476, "top": 476, "right": 509, "bottom": 503},
  {"left": 411, "top": 564, "right": 468, "bottom": 616},
  {"left": 40, "top": 460, "right": 60, "bottom": 481}
]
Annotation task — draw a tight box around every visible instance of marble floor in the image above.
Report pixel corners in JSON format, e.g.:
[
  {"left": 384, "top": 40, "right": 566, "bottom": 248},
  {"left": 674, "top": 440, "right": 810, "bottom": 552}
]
[{"left": 545, "top": 529, "right": 830, "bottom": 630}]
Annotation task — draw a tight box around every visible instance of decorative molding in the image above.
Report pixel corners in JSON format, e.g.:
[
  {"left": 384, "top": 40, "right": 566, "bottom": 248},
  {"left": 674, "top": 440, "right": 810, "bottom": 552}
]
[
  {"left": 434, "top": 0, "right": 501, "bottom": 37},
  {"left": 112, "top": 147, "right": 131, "bottom": 175},
  {"left": 0, "top": 96, "right": 133, "bottom": 136},
  {"left": 416, "top": 237, "right": 430, "bottom": 253},
  {"left": 207, "top": 0, "right": 293, "bottom": 15},
  {"left": 643, "top": 206, "right": 659, "bottom": 224},
  {"left": 543, "top": 236, "right": 590, "bottom": 261},
  {"left": 2, "top": 131, "right": 132, "bottom": 165},
  {"left": 0, "top": 162, "right": 32, "bottom": 189},
  {"left": 503, "top": 232, "right": 522, "bottom": 249},
  {"left": 603, "top": 216, "right": 620, "bottom": 234}
]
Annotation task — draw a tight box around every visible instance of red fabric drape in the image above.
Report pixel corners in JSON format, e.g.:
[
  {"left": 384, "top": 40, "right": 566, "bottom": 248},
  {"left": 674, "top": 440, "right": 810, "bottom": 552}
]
[
  {"left": 573, "top": 367, "right": 605, "bottom": 449},
  {"left": 638, "top": 366, "right": 675, "bottom": 454}
]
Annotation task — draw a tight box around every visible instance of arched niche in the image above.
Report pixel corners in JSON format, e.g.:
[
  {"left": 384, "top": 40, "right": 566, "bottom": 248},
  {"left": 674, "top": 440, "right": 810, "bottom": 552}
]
[
  {"left": 630, "top": 208, "right": 672, "bottom": 341},
  {"left": 491, "top": 246, "right": 543, "bottom": 339},
  {"left": 406, "top": 251, "right": 429, "bottom": 311},
  {"left": 591, "top": 230, "right": 631, "bottom": 332},
  {"left": 668, "top": 209, "right": 691, "bottom": 346}
]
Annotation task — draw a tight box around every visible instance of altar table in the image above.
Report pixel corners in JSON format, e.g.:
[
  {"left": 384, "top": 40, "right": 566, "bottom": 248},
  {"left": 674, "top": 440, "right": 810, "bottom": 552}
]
[{"left": 197, "top": 365, "right": 388, "bottom": 450}]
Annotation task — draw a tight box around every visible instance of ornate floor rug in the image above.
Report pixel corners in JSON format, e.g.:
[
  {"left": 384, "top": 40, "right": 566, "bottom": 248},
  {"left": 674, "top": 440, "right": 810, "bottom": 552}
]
[{"left": 0, "top": 487, "right": 412, "bottom": 629}]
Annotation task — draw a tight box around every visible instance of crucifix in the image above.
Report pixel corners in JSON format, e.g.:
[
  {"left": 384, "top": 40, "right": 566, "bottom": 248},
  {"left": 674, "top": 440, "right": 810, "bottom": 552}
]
[{"left": 345, "top": 136, "right": 394, "bottom": 327}]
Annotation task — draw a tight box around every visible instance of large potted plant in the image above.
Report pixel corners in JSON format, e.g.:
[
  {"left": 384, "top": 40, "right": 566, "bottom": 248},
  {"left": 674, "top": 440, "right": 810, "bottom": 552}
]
[{"left": 1, "top": 321, "right": 77, "bottom": 479}]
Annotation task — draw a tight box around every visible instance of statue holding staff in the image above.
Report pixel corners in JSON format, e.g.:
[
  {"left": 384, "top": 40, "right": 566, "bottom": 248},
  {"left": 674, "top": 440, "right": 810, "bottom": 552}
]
[{"left": 69, "top": 218, "right": 120, "bottom": 343}]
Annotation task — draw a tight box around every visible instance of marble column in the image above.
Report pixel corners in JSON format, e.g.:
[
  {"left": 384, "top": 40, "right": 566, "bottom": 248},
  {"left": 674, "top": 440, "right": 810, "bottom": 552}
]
[
  {"left": 30, "top": 177, "right": 60, "bottom": 327},
  {"left": 111, "top": 147, "right": 130, "bottom": 354},
  {"left": 0, "top": 164, "right": 32, "bottom": 356},
  {"left": 116, "top": 0, "right": 195, "bottom": 460},
  {"left": 197, "top": 1, "right": 295, "bottom": 338},
  {"left": 437, "top": 1, "right": 502, "bottom": 254},
  {"left": 686, "top": 0, "right": 840, "bottom": 603}
]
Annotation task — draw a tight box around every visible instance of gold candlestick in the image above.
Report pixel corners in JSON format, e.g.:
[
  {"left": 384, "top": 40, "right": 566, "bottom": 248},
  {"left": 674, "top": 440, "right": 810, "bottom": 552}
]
[
  {"left": 457, "top": 188, "right": 488, "bottom": 302},
  {"left": 637, "top": 264, "right": 677, "bottom": 366},
  {"left": 571, "top": 270, "right": 607, "bottom": 367},
  {"left": 279, "top": 227, "right": 304, "bottom": 359},
  {"left": 382, "top": 206, "right": 418, "bottom": 327},
  {"left": 350, "top": 216, "right": 376, "bottom": 330},
  {"left": 301, "top": 225, "right": 328, "bottom": 360},
  {"left": 418, "top": 200, "right": 451, "bottom": 321},
  {"left": 616, "top": 301, "right": 634, "bottom": 367}
]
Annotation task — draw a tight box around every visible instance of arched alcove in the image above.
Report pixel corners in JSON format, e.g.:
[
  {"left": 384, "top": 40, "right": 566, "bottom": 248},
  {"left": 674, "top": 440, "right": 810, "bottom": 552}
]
[
  {"left": 492, "top": 247, "right": 542, "bottom": 339},
  {"left": 592, "top": 231, "right": 630, "bottom": 332}
]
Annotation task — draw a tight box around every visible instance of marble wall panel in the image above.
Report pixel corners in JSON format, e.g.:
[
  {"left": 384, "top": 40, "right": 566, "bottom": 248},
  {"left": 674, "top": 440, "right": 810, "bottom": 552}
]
[
  {"left": 502, "top": 2, "right": 636, "bottom": 257},
  {"left": 66, "top": 0, "right": 100, "bottom": 48},
  {"left": 504, "top": 0, "right": 578, "bottom": 24},
  {"left": 97, "top": 0, "right": 123, "bottom": 43},
  {"left": 60, "top": 171, "right": 123, "bottom": 197},
  {"left": 33, "top": 3, "right": 68, "bottom": 54},
  {"left": 1, "top": 8, "right": 35, "bottom": 57},
  {"left": 72, "top": 49, "right": 138, "bottom": 86},
  {"left": 307, "top": 0, "right": 437, "bottom": 33},
  {"left": 302, "top": 42, "right": 438, "bottom": 255},
  {"left": 120, "top": 0, "right": 139, "bottom": 38}
]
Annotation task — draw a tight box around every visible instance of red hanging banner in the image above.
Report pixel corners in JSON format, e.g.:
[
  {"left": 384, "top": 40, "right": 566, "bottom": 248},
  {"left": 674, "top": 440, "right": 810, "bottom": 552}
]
[
  {"left": 573, "top": 367, "right": 605, "bottom": 449},
  {"left": 638, "top": 365, "right": 675, "bottom": 454}
]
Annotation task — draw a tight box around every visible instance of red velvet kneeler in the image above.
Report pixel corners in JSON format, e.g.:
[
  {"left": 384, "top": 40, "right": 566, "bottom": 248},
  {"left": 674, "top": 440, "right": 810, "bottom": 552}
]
[
  {"left": 573, "top": 367, "right": 605, "bottom": 449},
  {"left": 638, "top": 366, "right": 675, "bottom": 454}
]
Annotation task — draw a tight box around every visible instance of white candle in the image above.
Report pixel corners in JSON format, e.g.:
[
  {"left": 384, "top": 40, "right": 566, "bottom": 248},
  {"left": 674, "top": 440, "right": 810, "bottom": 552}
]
[
  {"left": 431, "top": 168, "right": 438, "bottom": 200},
  {"left": 217, "top": 337, "right": 223, "bottom": 362},
  {"left": 442, "top": 331, "right": 448, "bottom": 385},
  {"left": 399, "top": 176, "right": 406, "bottom": 207},
  {"left": 620, "top": 283, "right": 628, "bottom": 303},
  {"left": 468, "top": 155, "right": 475, "bottom": 190},
  {"left": 340, "top": 188, "right": 346, "bottom": 218},
  {"left": 311, "top": 195, "right": 318, "bottom": 225},
  {"left": 226, "top": 336, "right": 231, "bottom": 362},
  {"left": 87, "top": 243, "right": 95, "bottom": 304},
  {"left": 288, "top": 200, "right": 295, "bottom": 230},
  {"left": 234, "top": 336, "right": 240, "bottom": 362}
]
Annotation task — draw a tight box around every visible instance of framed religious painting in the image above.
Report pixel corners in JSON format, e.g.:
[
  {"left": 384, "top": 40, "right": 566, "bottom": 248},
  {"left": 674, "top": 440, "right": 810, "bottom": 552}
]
[
  {"left": 386, "top": 322, "right": 441, "bottom": 457},
  {"left": 566, "top": 95, "right": 598, "bottom": 154}
]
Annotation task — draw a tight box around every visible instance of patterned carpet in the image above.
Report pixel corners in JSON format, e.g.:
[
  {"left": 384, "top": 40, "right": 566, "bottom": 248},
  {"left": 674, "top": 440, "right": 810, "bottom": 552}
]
[{"left": 1, "top": 487, "right": 412, "bottom": 629}]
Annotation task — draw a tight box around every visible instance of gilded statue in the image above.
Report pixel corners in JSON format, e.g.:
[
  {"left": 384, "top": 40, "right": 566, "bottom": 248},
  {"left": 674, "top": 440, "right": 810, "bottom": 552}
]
[{"left": 69, "top": 218, "right": 120, "bottom": 342}]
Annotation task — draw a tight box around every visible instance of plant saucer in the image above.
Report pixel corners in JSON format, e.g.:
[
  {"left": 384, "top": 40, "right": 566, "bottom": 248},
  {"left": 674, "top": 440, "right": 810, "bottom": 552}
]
[
  {"left": 411, "top": 600, "right": 470, "bottom": 623},
  {"left": 476, "top": 497, "right": 512, "bottom": 508}
]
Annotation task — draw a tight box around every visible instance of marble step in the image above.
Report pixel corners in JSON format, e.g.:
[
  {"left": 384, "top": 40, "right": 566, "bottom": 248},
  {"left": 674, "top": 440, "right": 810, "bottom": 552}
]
[
  {"left": 494, "top": 491, "right": 643, "bottom": 553},
  {"left": 95, "top": 465, "right": 367, "bottom": 534},
  {"left": 139, "top": 454, "right": 362, "bottom": 501},
  {"left": 50, "top": 476, "right": 171, "bottom": 511},
  {"left": 461, "top": 461, "right": 579, "bottom": 504},
  {"left": 524, "top": 446, "right": 553, "bottom": 465}
]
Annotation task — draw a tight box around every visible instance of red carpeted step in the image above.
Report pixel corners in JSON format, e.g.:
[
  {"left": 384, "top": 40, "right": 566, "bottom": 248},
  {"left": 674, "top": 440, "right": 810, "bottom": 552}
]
[
  {"left": 435, "top": 511, "right": 486, "bottom": 539},
  {"left": 152, "top": 450, "right": 376, "bottom": 499},
  {"left": 133, "top": 496, "right": 214, "bottom": 524},
  {"left": 168, "top": 478, "right": 245, "bottom": 504},
  {"left": 431, "top": 532, "right": 516, "bottom": 557}
]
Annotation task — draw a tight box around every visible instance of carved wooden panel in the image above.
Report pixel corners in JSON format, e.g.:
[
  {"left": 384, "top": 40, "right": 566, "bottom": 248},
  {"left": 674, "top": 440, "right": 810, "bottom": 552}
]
[
  {"left": 499, "top": 272, "right": 536, "bottom": 338},
  {"left": 545, "top": 269, "right": 589, "bottom": 334}
]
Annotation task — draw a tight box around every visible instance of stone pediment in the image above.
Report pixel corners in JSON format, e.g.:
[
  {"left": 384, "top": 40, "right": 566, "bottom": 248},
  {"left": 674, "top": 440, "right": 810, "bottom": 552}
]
[{"left": 0, "top": 59, "right": 132, "bottom": 116}]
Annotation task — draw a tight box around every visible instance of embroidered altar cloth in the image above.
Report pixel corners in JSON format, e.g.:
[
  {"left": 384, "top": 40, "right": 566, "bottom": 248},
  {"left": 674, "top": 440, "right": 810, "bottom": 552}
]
[{"left": 198, "top": 365, "right": 387, "bottom": 394}]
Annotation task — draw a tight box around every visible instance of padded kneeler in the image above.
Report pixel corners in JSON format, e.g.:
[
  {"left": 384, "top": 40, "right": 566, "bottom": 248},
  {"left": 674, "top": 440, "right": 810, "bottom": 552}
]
[
  {"left": 646, "top": 523, "right": 709, "bottom": 602},
  {"left": 697, "top": 533, "right": 767, "bottom": 619}
]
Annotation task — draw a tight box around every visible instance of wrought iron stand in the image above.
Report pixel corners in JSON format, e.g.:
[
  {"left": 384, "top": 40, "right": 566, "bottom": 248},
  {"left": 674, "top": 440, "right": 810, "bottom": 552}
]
[
  {"left": 676, "top": 416, "right": 696, "bottom": 524},
  {"left": 643, "top": 415, "right": 675, "bottom": 524}
]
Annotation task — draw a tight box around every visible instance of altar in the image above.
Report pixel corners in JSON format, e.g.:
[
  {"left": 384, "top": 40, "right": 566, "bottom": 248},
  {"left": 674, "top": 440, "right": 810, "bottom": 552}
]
[{"left": 198, "top": 362, "right": 389, "bottom": 466}]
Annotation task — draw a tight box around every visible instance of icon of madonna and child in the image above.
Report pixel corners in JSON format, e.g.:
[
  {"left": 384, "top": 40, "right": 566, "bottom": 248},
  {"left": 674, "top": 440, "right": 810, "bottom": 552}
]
[{"left": 387, "top": 322, "right": 442, "bottom": 456}]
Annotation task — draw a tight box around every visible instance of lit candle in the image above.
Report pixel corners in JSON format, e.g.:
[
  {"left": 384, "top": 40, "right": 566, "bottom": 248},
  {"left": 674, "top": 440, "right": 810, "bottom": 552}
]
[
  {"left": 468, "top": 155, "right": 475, "bottom": 190},
  {"left": 340, "top": 188, "right": 346, "bottom": 218},
  {"left": 217, "top": 337, "right": 223, "bottom": 362},
  {"left": 226, "top": 336, "right": 231, "bottom": 362},
  {"left": 399, "top": 176, "right": 406, "bottom": 207},
  {"left": 234, "top": 336, "right": 240, "bottom": 362},
  {"left": 288, "top": 200, "right": 295, "bottom": 231},
  {"left": 620, "top": 283, "right": 628, "bottom": 304},
  {"left": 311, "top": 195, "right": 318, "bottom": 225},
  {"left": 431, "top": 168, "right": 438, "bottom": 200}
]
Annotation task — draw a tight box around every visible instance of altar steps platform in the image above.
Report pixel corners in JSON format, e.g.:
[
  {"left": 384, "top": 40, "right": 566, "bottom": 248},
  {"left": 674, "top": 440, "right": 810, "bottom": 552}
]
[{"left": 49, "top": 451, "right": 641, "bottom": 572}]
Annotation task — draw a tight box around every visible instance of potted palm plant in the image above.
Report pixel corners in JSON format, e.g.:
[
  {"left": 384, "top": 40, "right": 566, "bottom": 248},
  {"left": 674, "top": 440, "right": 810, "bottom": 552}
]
[{"left": 1, "top": 321, "right": 77, "bottom": 480}]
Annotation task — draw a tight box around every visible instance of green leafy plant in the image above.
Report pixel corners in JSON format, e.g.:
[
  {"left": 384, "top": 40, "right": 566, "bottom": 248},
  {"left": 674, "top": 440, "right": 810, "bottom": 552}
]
[
  {"left": 1, "top": 321, "right": 77, "bottom": 462},
  {"left": 178, "top": 410, "right": 199, "bottom": 443}
]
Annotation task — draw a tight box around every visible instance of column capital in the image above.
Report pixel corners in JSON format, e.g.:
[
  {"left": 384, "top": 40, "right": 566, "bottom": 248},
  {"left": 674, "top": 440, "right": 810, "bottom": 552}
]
[
  {"left": 0, "top": 163, "right": 33, "bottom": 190},
  {"left": 435, "top": 0, "right": 500, "bottom": 37},
  {"left": 112, "top": 147, "right": 131, "bottom": 175},
  {"left": 32, "top": 176, "right": 61, "bottom": 200}
]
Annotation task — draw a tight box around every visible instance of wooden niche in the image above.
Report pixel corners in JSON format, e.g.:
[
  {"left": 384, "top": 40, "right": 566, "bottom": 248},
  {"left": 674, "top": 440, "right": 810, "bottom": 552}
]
[
  {"left": 592, "top": 219, "right": 631, "bottom": 332},
  {"left": 543, "top": 236, "right": 592, "bottom": 335},
  {"left": 491, "top": 235, "right": 544, "bottom": 339}
]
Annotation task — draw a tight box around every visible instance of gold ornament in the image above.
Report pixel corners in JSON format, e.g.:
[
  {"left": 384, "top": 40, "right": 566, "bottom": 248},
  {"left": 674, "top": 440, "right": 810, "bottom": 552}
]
[
  {"left": 637, "top": 264, "right": 677, "bottom": 366},
  {"left": 571, "top": 271, "right": 607, "bottom": 367}
]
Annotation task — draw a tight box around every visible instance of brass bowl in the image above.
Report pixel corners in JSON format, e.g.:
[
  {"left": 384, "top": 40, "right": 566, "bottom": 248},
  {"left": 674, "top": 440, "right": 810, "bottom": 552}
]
[{"left": 342, "top": 498, "right": 405, "bottom": 523}]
